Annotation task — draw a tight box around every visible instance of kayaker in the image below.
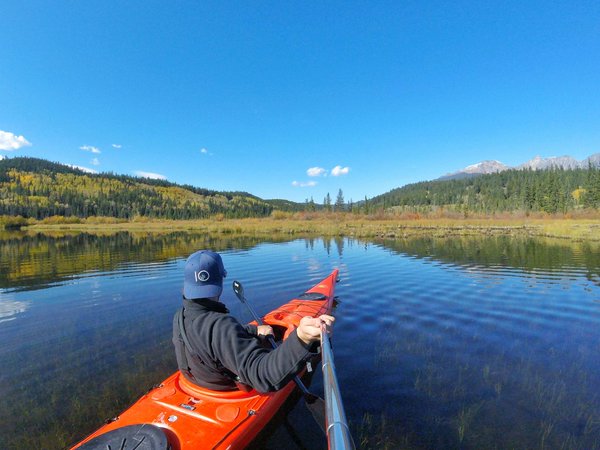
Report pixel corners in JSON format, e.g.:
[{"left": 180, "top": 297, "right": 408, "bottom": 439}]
[{"left": 173, "top": 249, "right": 335, "bottom": 393}]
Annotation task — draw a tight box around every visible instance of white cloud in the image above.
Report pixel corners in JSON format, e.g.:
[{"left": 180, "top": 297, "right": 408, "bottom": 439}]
[
  {"left": 331, "top": 165, "right": 350, "bottom": 176},
  {"left": 80, "top": 145, "right": 101, "bottom": 154},
  {"left": 0, "top": 155, "right": 5, "bottom": 160},
  {"left": 200, "top": 148, "right": 208, "bottom": 154},
  {"left": 307, "top": 167, "right": 327, "bottom": 177},
  {"left": 112, "top": 144, "right": 122, "bottom": 149},
  {"left": 68, "top": 164, "right": 98, "bottom": 174},
  {"left": 292, "top": 180, "right": 318, "bottom": 187},
  {"left": 91, "top": 158, "right": 100, "bottom": 166},
  {"left": 134, "top": 170, "right": 167, "bottom": 180},
  {"left": 0, "top": 130, "right": 32, "bottom": 150}
]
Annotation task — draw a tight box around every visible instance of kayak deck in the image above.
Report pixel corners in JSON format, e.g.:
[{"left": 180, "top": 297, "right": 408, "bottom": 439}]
[{"left": 72, "top": 269, "right": 339, "bottom": 450}]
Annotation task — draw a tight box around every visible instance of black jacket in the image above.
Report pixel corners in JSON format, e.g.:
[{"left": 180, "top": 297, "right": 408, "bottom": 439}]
[{"left": 172, "top": 298, "right": 318, "bottom": 393}]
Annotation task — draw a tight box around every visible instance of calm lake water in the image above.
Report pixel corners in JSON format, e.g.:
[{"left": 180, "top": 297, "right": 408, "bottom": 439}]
[{"left": 1, "top": 231, "right": 599, "bottom": 449}]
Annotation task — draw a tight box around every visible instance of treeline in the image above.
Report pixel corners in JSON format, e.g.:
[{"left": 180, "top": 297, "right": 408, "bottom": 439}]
[
  {"left": 0, "top": 157, "right": 279, "bottom": 219},
  {"left": 2, "top": 157, "right": 600, "bottom": 221},
  {"left": 368, "top": 167, "right": 600, "bottom": 214}
]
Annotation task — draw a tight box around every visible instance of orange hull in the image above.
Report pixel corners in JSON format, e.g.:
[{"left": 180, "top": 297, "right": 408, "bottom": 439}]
[{"left": 72, "top": 270, "right": 339, "bottom": 450}]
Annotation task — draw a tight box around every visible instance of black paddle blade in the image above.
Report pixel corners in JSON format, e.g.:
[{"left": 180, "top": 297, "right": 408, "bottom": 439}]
[
  {"left": 303, "top": 393, "right": 327, "bottom": 434},
  {"left": 232, "top": 280, "right": 244, "bottom": 300}
]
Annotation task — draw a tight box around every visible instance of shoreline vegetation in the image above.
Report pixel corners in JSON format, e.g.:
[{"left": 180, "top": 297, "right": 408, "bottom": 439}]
[{"left": 3, "top": 211, "right": 599, "bottom": 241}]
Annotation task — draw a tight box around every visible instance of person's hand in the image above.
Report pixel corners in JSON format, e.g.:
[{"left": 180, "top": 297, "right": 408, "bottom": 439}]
[
  {"left": 257, "top": 325, "right": 273, "bottom": 337},
  {"left": 296, "top": 314, "right": 335, "bottom": 346}
]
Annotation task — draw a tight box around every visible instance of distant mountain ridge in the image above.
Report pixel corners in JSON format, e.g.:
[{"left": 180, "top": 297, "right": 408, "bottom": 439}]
[{"left": 440, "top": 153, "right": 600, "bottom": 180}]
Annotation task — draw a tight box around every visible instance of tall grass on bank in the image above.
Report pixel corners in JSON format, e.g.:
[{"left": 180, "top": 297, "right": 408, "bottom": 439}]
[
  {"left": 0, "top": 215, "right": 29, "bottom": 229},
  {"left": 14, "top": 210, "right": 600, "bottom": 241}
]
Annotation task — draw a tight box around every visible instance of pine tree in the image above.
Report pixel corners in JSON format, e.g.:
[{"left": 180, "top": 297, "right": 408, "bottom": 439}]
[
  {"left": 335, "top": 189, "right": 345, "bottom": 211},
  {"left": 324, "top": 193, "right": 332, "bottom": 211}
]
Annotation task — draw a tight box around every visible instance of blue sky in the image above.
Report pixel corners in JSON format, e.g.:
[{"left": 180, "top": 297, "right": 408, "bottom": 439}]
[{"left": 1, "top": 1, "right": 599, "bottom": 203}]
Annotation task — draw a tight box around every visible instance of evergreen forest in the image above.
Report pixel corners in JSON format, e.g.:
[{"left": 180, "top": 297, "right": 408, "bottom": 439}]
[{"left": 368, "top": 166, "right": 600, "bottom": 214}]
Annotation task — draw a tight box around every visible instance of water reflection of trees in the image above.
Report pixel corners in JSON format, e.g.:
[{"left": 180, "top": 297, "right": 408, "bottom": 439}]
[
  {"left": 4, "top": 233, "right": 598, "bottom": 292},
  {"left": 376, "top": 236, "right": 600, "bottom": 280},
  {"left": 311, "top": 236, "right": 345, "bottom": 257},
  {"left": 0, "top": 231, "right": 296, "bottom": 291}
]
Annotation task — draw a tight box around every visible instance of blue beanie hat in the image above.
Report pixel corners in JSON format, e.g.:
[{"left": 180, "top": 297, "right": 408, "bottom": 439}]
[{"left": 183, "top": 250, "right": 227, "bottom": 299}]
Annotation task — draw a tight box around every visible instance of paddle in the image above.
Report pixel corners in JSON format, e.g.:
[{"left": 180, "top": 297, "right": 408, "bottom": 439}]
[
  {"left": 320, "top": 323, "right": 356, "bottom": 449},
  {"left": 232, "top": 280, "right": 327, "bottom": 434}
]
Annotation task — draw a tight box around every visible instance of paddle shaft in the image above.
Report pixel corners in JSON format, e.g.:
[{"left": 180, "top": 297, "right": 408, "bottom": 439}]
[{"left": 321, "top": 324, "right": 355, "bottom": 450}]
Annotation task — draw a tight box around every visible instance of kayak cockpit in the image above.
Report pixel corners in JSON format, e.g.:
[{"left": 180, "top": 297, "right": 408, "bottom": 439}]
[{"left": 177, "top": 373, "right": 259, "bottom": 399}]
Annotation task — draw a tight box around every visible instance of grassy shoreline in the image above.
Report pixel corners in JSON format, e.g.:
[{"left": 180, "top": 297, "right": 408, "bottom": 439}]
[{"left": 18, "top": 215, "right": 600, "bottom": 241}]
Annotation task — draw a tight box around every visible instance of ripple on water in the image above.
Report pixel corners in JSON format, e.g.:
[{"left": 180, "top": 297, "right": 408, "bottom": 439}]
[{"left": 1, "top": 235, "right": 600, "bottom": 450}]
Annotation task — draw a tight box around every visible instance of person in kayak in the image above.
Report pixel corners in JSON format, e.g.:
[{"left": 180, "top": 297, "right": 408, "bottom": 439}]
[{"left": 172, "top": 249, "right": 335, "bottom": 393}]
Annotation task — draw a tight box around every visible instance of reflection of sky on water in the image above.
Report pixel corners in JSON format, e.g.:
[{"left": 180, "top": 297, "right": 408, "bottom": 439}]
[{"left": 0, "top": 292, "right": 30, "bottom": 323}]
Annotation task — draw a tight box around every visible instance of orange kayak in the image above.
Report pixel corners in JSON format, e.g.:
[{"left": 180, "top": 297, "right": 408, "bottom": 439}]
[{"left": 72, "top": 269, "right": 339, "bottom": 450}]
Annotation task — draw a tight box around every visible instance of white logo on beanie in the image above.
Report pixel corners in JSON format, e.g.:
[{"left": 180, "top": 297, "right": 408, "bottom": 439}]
[{"left": 195, "top": 270, "right": 210, "bottom": 282}]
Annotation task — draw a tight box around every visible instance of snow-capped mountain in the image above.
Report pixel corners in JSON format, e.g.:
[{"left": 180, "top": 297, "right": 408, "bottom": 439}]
[
  {"left": 583, "top": 153, "right": 600, "bottom": 167},
  {"left": 438, "top": 160, "right": 508, "bottom": 180},
  {"left": 461, "top": 160, "right": 508, "bottom": 175},
  {"left": 517, "top": 155, "right": 580, "bottom": 170},
  {"left": 440, "top": 153, "right": 600, "bottom": 180}
]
